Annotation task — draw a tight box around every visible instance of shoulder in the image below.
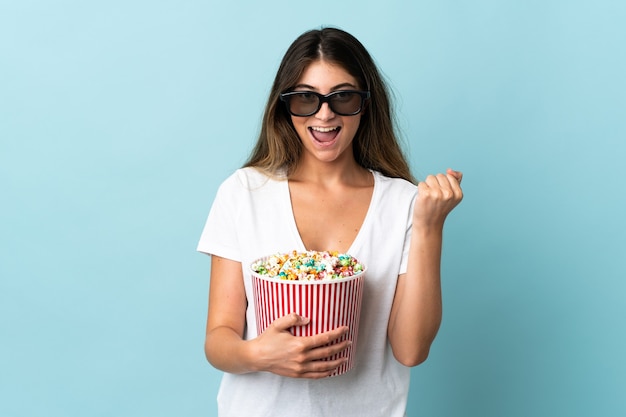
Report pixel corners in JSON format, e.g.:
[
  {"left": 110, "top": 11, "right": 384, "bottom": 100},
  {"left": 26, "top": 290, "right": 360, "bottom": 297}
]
[
  {"left": 213, "top": 168, "right": 286, "bottom": 210},
  {"left": 219, "top": 167, "right": 284, "bottom": 193},
  {"left": 372, "top": 171, "right": 418, "bottom": 196}
]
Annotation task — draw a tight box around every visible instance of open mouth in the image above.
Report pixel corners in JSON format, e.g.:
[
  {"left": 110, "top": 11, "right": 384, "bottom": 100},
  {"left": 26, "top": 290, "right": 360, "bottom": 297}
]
[{"left": 309, "top": 126, "right": 341, "bottom": 143}]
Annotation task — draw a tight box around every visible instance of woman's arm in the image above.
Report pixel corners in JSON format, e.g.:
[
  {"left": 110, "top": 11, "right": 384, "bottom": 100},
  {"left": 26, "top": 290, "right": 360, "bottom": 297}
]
[
  {"left": 387, "top": 169, "right": 463, "bottom": 367},
  {"left": 204, "top": 255, "right": 352, "bottom": 378}
]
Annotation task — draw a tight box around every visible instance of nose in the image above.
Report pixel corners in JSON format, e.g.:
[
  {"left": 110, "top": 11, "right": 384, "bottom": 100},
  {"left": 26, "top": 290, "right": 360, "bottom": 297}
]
[{"left": 315, "top": 102, "right": 335, "bottom": 121}]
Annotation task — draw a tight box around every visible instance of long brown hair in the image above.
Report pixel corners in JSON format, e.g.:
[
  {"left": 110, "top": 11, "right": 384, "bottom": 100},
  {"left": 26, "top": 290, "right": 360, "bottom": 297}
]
[{"left": 244, "top": 27, "right": 416, "bottom": 184}]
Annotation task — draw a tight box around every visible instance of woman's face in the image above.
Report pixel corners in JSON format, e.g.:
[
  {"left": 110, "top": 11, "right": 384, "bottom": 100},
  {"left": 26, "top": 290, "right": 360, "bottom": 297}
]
[{"left": 288, "top": 60, "right": 363, "bottom": 166}]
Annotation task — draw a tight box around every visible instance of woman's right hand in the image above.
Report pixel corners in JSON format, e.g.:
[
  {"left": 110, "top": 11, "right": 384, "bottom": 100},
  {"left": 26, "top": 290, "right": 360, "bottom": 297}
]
[
  {"left": 250, "top": 313, "right": 352, "bottom": 379},
  {"left": 205, "top": 256, "right": 350, "bottom": 378}
]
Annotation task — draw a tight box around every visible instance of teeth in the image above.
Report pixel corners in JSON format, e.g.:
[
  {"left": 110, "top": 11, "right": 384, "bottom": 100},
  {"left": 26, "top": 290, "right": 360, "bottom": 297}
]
[{"left": 311, "top": 126, "right": 338, "bottom": 133}]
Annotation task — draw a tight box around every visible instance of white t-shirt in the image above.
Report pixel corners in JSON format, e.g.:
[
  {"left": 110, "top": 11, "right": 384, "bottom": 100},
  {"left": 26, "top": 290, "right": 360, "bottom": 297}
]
[{"left": 197, "top": 167, "right": 418, "bottom": 417}]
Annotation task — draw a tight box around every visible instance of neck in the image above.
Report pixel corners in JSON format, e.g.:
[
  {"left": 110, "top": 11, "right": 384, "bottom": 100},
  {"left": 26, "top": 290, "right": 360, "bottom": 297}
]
[{"left": 290, "top": 157, "right": 371, "bottom": 187}]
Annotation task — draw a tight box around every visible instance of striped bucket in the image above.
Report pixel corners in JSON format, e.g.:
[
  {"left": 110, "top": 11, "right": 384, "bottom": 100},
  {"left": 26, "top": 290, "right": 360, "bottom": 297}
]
[{"left": 250, "top": 259, "right": 365, "bottom": 377}]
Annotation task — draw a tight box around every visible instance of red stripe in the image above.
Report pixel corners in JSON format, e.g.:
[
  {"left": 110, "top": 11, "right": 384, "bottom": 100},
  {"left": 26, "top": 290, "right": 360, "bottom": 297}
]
[
  {"left": 318, "top": 284, "right": 324, "bottom": 333},
  {"left": 297, "top": 284, "right": 304, "bottom": 336},
  {"left": 304, "top": 284, "right": 309, "bottom": 336},
  {"left": 258, "top": 277, "right": 267, "bottom": 334},
  {"left": 252, "top": 273, "right": 365, "bottom": 375},
  {"left": 306, "top": 284, "right": 312, "bottom": 336},
  {"left": 319, "top": 284, "right": 328, "bottom": 332},
  {"left": 293, "top": 285, "right": 300, "bottom": 336},
  {"left": 271, "top": 282, "right": 276, "bottom": 327},
  {"left": 252, "top": 277, "right": 259, "bottom": 334},
  {"left": 260, "top": 279, "right": 267, "bottom": 332},
  {"left": 311, "top": 284, "right": 317, "bottom": 336},
  {"left": 260, "top": 279, "right": 266, "bottom": 332}
]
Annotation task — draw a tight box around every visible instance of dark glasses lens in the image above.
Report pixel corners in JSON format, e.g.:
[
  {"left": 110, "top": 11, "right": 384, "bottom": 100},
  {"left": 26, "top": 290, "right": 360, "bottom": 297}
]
[{"left": 280, "top": 90, "right": 370, "bottom": 117}]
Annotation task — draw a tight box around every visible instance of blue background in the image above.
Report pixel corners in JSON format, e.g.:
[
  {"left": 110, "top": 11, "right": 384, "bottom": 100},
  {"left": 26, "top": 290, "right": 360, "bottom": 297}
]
[{"left": 1, "top": 1, "right": 624, "bottom": 416}]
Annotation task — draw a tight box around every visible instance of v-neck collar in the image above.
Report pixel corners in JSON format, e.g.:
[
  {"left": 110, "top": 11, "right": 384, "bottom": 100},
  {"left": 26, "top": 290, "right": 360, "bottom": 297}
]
[{"left": 283, "top": 170, "right": 379, "bottom": 255}]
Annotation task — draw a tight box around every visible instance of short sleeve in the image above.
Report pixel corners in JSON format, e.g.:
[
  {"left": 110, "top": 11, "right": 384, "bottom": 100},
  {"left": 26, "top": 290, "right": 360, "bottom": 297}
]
[{"left": 196, "top": 175, "right": 242, "bottom": 262}]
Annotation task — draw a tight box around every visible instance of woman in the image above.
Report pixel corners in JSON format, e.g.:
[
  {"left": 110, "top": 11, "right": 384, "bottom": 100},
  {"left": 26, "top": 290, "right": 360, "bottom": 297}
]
[{"left": 197, "top": 27, "right": 463, "bottom": 416}]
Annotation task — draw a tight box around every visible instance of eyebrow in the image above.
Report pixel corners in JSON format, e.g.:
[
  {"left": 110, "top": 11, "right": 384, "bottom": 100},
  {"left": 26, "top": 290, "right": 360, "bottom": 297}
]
[{"left": 293, "top": 82, "right": 358, "bottom": 91}]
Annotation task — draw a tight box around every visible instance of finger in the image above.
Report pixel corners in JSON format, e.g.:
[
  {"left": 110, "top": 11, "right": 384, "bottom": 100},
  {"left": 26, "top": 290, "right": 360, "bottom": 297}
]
[
  {"left": 425, "top": 173, "right": 461, "bottom": 202},
  {"left": 447, "top": 178, "right": 463, "bottom": 202},
  {"left": 309, "top": 357, "right": 350, "bottom": 375},
  {"left": 307, "top": 326, "right": 349, "bottom": 349},
  {"left": 421, "top": 174, "right": 440, "bottom": 189},
  {"left": 426, "top": 173, "right": 453, "bottom": 192},
  {"left": 271, "top": 313, "right": 310, "bottom": 332},
  {"left": 307, "top": 339, "right": 352, "bottom": 361},
  {"left": 445, "top": 170, "right": 464, "bottom": 200},
  {"left": 435, "top": 173, "right": 454, "bottom": 189},
  {"left": 446, "top": 168, "right": 463, "bottom": 184},
  {"left": 296, "top": 357, "right": 350, "bottom": 379},
  {"left": 418, "top": 175, "right": 446, "bottom": 202}
]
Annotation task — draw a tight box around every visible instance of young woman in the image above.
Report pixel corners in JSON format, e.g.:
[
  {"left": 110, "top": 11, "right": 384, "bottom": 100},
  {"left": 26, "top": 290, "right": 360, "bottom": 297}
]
[{"left": 197, "top": 27, "right": 463, "bottom": 416}]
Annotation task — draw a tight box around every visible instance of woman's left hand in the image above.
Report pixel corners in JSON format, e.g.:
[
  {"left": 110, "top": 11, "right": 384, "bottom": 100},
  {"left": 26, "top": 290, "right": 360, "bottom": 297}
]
[
  {"left": 413, "top": 168, "right": 464, "bottom": 230},
  {"left": 389, "top": 168, "right": 463, "bottom": 366}
]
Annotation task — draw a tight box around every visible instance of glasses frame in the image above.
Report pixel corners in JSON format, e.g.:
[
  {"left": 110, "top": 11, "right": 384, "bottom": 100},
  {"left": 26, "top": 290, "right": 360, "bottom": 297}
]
[{"left": 279, "top": 90, "right": 370, "bottom": 117}]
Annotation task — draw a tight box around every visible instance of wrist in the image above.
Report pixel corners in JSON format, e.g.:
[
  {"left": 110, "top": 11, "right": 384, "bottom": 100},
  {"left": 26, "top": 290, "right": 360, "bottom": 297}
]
[
  {"left": 411, "top": 220, "right": 445, "bottom": 236},
  {"left": 238, "top": 338, "right": 262, "bottom": 373}
]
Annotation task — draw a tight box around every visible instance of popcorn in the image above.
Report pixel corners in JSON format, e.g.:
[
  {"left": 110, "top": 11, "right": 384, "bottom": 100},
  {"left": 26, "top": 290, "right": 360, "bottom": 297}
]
[{"left": 251, "top": 250, "right": 364, "bottom": 281}]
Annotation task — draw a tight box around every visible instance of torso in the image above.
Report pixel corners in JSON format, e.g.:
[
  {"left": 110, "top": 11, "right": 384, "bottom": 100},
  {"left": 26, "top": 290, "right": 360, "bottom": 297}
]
[
  {"left": 288, "top": 171, "right": 374, "bottom": 253},
  {"left": 199, "top": 166, "right": 416, "bottom": 416}
]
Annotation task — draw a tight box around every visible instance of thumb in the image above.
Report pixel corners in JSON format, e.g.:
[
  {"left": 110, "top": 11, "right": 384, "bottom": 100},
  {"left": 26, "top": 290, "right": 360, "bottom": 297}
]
[{"left": 271, "top": 312, "right": 310, "bottom": 331}]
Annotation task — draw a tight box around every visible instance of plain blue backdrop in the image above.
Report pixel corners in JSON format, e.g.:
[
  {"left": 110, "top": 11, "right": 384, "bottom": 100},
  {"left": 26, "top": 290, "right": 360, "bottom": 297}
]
[{"left": 1, "top": 0, "right": 624, "bottom": 416}]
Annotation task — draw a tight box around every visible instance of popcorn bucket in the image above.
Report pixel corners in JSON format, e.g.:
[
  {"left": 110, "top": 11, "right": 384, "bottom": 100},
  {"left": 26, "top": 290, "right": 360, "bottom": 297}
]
[{"left": 250, "top": 257, "right": 365, "bottom": 377}]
